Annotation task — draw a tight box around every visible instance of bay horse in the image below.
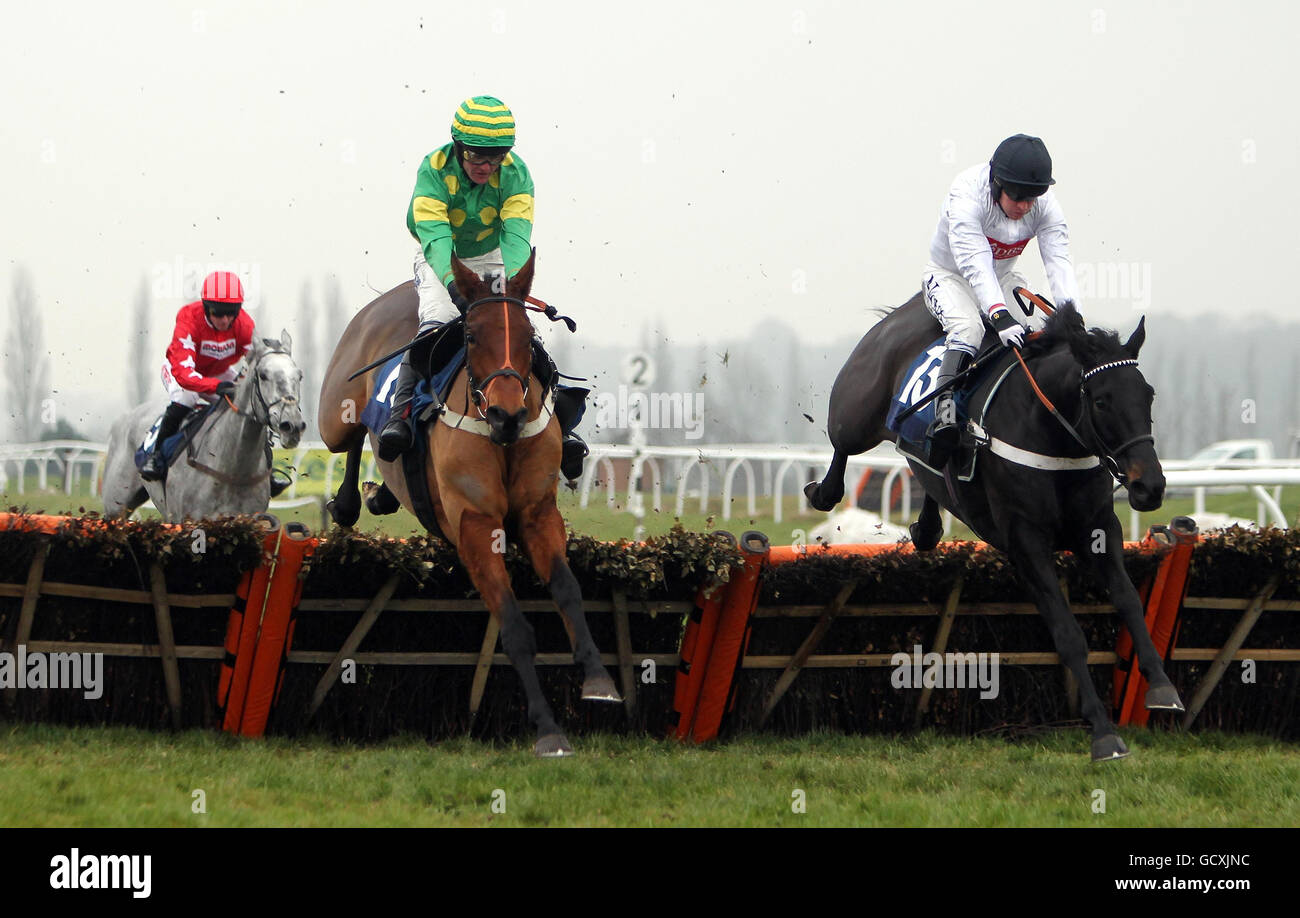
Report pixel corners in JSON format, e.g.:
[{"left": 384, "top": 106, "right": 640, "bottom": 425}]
[
  {"left": 804, "top": 294, "right": 1184, "bottom": 761},
  {"left": 317, "top": 252, "right": 621, "bottom": 757},
  {"left": 102, "top": 334, "right": 305, "bottom": 522}
]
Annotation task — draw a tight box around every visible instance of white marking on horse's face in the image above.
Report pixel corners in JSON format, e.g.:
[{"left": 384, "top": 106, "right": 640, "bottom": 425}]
[{"left": 255, "top": 350, "right": 307, "bottom": 447}]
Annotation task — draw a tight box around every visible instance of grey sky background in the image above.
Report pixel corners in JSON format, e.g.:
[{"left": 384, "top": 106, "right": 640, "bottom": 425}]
[{"left": 2, "top": 0, "right": 1297, "bottom": 438}]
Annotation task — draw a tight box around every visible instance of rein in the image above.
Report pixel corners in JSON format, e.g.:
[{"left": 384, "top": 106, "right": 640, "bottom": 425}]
[
  {"left": 185, "top": 346, "right": 293, "bottom": 486},
  {"left": 1005, "top": 289, "right": 1152, "bottom": 485}
]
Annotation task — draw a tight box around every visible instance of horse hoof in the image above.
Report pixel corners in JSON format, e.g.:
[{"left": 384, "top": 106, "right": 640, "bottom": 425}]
[
  {"left": 581, "top": 673, "right": 623, "bottom": 703},
  {"left": 1091, "top": 734, "right": 1130, "bottom": 762},
  {"left": 1145, "top": 684, "right": 1185, "bottom": 712},
  {"left": 362, "top": 481, "right": 400, "bottom": 516},
  {"left": 804, "top": 481, "right": 839, "bottom": 512},
  {"left": 909, "top": 521, "right": 940, "bottom": 552},
  {"left": 325, "top": 497, "right": 360, "bottom": 528},
  {"left": 534, "top": 734, "right": 573, "bottom": 758}
]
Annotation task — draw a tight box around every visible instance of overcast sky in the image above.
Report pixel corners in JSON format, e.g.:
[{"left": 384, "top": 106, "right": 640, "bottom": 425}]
[{"left": 2, "top": 0, "right": 1297, "bottom": 435}]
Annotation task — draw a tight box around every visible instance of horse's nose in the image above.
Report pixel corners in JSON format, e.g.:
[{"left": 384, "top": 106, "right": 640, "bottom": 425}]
[
  {"left": 486, "top": 405, "right": 527, "bottom": 444},
  {"left": 1127, "top": 477, "right": 1165, "bottom": 513}
]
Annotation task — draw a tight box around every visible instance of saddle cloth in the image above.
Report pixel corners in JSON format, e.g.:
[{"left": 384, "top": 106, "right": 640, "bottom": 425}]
[
  {"left": 133, "top": 402, "right": 219, "bottom": 471},
  {"left": 360, "top": 347, "right": 465, "bottom": 436},
  {"left": 886, "top": 336, "right": 1019, "bottom": 479}
]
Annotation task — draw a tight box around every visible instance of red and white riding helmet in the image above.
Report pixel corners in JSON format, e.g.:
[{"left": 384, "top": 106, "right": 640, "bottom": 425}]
[{"left": 201, "top": 271, "right": 244, "bottom": 319}]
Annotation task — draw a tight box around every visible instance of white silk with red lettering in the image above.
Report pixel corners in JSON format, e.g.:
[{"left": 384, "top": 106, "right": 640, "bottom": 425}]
[{"left": 927, "top": 162, "right": 1080, "bottom": 314}]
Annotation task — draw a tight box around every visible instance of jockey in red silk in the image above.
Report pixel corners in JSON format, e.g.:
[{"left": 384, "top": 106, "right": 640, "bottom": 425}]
[
  {"left": 378, "top": 95, "right": 589, "bottom": 480},
  {"left": 141, "top": 270, "right": 254, "bottom": 481},
  {"left": 922, "top": 134, "right": 1082, "bottom": 467}
]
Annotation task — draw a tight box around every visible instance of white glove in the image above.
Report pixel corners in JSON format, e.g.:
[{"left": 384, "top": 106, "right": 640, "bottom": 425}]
[{"left": 989, "top": 308, "right": 1025, "bottom": 349}]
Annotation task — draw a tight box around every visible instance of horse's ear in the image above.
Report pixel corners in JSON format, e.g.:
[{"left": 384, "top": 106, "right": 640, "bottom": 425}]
[
  {"left": 506, "top": 248, "right": 536, "bottom": 302},
  {"left": 1124, "top": 316, "right": 1146, "bottom": 357},
  {"left": 450, "top": 255, "right": 485, "bottom": 302},
  {"left": 279, "top": 329, "right": 293, "bottom": 355}
]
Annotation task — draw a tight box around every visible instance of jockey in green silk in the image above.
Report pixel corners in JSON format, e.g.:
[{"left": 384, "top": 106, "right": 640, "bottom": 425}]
[{"left": 378, "top": 96, "right": 589, "bottom": 480}]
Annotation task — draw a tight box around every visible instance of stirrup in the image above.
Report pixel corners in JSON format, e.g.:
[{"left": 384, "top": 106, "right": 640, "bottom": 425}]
[
  {"left": 560, "top": 435, "right": 588, "bottom": 481},
  {"left": 270, "top": 468, "right": 293, "bottom": 498},
  {"left": 140, "top": 453, "right": 168, "bottom": 482}
]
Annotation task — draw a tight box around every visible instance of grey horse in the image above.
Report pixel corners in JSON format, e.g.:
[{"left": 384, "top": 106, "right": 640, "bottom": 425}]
[{"left": 102, "top": 333, "right": 306, "bottom": 522}]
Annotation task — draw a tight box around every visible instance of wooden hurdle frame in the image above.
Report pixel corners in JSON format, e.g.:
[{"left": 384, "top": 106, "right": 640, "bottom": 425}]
[{"left": 2, "top": 513, "right": 1297, "bottom": 737}]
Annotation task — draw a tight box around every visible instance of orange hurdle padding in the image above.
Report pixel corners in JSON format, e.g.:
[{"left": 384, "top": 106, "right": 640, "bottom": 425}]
[
  {"left": 688, "top": 531, "right": 770, "bottom": 742},
  {"left": 236, "top": 523, "right": 315, "bottom": 736},
  {"left": 272, "top": 543, "right": 313, "bottom": 708},
  {"left": 1112, "top": 530, "right": 1166, "bottom": 713},
  {"left": 221, "top": 516, "right": 283, "bottom": 734},
  {"left": 1116, "top": 518, "right": 1198, "bottom": 726},
  {"left": 671, "top": 578, "right": 730, "bottom": 738},
  {"left": 217, "top": 569, "right": 255, "bottom": 710},
  {"left": 670, "top": 533, "right": 736, "bottom": 739}
]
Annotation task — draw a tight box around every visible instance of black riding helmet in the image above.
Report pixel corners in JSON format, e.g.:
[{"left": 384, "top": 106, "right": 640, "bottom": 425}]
[{"left": 990, "top": 134, "right": 1054, "bottom": 201}]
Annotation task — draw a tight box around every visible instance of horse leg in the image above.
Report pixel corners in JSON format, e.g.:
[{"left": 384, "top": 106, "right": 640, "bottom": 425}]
[
  {"left": 517, "top": 501, "right": 621, "bottom": 703},
  {"left": 362, "top": 480, "right": 401, "bottom": 515},
  {"left": 804, "top": 450, "right": 848, "bottom": 512},
  {"left": 909, "top": 494, "right": 943, "bottom": 551},
  {"left": 1083, "top": 515, "right": 1184, "bottom": 712},
  {"left": 459, "top": 509, "right": 571, "bottom": 757},
  {"left": 325, "top": 439, "right": 363, "bottom": 527},
  {"left": 1009, "top": 523, "right": 1129, "bottom": 762}
]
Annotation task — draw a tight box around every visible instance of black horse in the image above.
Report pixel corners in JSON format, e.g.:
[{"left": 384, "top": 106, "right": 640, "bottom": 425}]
[{"left": 805, "top": 294, "right": 1184, "bottom": 761}]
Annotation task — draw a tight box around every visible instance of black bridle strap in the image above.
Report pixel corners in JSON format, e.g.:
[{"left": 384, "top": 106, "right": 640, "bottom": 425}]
[{"left": 464, "top": 296, "right": 531, "bottom": 411}]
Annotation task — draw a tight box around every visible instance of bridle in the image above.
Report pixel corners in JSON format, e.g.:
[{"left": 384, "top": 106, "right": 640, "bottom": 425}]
[
  {"left": 1074, "top": 359, "right": 1154, "bottom": 486},
  {"left": 1010, "top": 288, "right": 1153, "bottom": 486},
  {"left": 1014, "top": 347, "right": 1151, "bottom": 487},
  {"left": 462, "top": 293, "right": 569, "bottom": 419},
  {"left": 222, "top": 343, "right": 298, "bottom": 445},
  {"left": 186, "top": 344, "right": 299, "bottom": 487}
]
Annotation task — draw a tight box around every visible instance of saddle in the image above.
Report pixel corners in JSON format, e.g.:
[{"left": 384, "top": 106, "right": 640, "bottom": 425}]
[
  {"left": 886, "top": 335, "right": 1020, "bottom": 480},
  {"left": 133, "top": 401, "right": 220, "bottom": 473},
  {"left": 358, "top": 320, "right": 583, "bottom": 540}
]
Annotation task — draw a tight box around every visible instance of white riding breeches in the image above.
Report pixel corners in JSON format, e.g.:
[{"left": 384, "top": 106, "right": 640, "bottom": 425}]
[
  {"left": 161, "top": 362, "right": 238, "bottom": 408},
  {"left": 414, "top": 246, "right": 505, "bottom": 328},
  {"left": 921, "top": 264, "right": 1040, "bottom": 355}
]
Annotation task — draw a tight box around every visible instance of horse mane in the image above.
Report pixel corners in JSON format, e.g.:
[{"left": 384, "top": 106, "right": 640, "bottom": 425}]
[{"left": 1020, "top": 301, "right": 1127, "bottom": 367}]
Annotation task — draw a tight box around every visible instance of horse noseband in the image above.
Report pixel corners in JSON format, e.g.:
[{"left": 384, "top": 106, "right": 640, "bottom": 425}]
[{"left": 470, "top": 367, "right": 529, "bottom": 409}]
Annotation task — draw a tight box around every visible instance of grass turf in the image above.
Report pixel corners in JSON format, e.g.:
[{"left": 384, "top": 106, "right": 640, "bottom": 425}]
[{"left": 1, "top": 724, "right": 1296, "bottom": 828}]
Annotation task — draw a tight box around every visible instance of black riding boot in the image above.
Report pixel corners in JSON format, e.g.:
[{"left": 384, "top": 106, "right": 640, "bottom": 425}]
[
  {"left": 377, "top": 324, "right": 442, "bottom": 463},
  {"left": 530, "top": 337, "right": 590, "bottom": 482},
  {"left": 141, "top": 402, "right": 190, "bottom": 482},
  {"left": 925, "top": 349, "right": 972, "bottom": 468},
  {"left": 555, "top": 387, "right": 591, "bottom": 482}
]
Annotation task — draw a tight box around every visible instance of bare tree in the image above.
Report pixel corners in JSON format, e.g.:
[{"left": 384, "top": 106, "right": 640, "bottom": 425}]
[
  {"left": 322, "top": 274, "right": 348, "bottom": 358},
  {"left": 128, "top": 277, "right": 152, "bottom": 405},
  {"left": 4, "top": 267, "right": 51, "bottom": 441},
  {"left": 296, "top": 280, "right": 318, "bottom": 437}
]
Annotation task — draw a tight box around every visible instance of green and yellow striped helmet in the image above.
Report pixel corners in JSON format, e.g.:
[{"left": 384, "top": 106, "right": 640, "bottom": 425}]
[{"left": 450, "top": 96, "right": 516, "bottom": 148}]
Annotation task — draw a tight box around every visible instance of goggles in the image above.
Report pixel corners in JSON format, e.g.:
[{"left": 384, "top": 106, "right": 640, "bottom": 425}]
[{"left": 462, "top": 149, "right": 508, "bottom": 167}]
